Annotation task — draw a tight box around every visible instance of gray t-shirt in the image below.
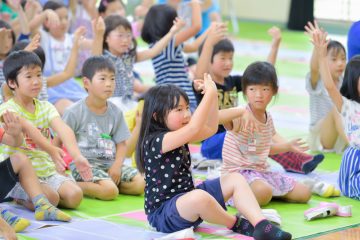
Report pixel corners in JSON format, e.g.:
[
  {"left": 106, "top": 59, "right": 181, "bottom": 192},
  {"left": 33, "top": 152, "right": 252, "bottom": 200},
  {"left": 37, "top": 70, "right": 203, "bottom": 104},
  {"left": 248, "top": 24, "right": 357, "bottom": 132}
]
[{"left": 62, "top": 99, "right": 130, "bottom": 169}]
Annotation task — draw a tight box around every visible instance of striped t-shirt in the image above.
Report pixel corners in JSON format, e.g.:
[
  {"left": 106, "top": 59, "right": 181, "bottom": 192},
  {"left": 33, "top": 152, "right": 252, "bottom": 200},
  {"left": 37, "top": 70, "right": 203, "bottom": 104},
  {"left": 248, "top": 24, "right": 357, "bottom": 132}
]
[
  {"left": 0, "top": 98, "right": 59, "bottom": 177},
  {"left": 151, "top": 38, "right": 197, "bottom": 110},
  {"left": 222, "top": 109, "right": 275, "bottom": 174},
  {"left": 305, "top": 73, "right": 343, "bottom": 127}
]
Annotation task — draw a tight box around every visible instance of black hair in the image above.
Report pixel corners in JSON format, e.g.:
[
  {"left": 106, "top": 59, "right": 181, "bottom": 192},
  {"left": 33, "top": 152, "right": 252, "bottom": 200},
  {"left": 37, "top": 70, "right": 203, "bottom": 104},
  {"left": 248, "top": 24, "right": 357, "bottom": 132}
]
[
  {"left": 327, "top": 40, "right": 346, "bottom": 57},
  {"left": 103, "top": 15, "right": 137, "bottom": 56},
  {"left": 135, "top": 84, "right": 189, "bottom": 173},
  {"left": 242, "top": 61, "right": 279, "bottom": 95},
  {"left": 82, "top": 55, "right": 115, "bottom": 80},
  {"left": 141, "top": 4, "right": 177, "bottom": 44},
  {"left": 98, "top": 0, "right": 125, "bottom": 14},
  {"left": 42, "top": 1, "right": 66, "bottom": 32},
  {"left": 340, "top": 55, "right": 360, "bottom": 103},
  {"left": 0, "top": 20, "right": 16, "bottom": 46},
  {"left": 11, "top": 41, "right": 46, "bottom": 69},
  {"left": 198, "top": 38, "right": 234, "bottom": 63},
  {"left": 3, "top": 50, "right": 42, "bottom": 90}
]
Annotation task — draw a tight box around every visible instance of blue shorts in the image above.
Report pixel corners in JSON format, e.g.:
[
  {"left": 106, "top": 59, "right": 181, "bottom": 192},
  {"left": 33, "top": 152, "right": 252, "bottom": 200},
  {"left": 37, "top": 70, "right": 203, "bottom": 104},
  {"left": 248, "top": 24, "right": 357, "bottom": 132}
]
[
  {"left": 148, "top": 178, "right": 226, "bottom": 233},
  {"left": 201, "top": 132, "right": 226, "bottom": 159}
]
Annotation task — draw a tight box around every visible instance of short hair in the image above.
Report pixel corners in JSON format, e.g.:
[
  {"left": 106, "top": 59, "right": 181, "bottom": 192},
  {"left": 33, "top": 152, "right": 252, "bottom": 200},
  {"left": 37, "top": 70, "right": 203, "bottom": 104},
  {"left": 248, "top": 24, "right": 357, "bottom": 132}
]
[
  {"left": 340, "top": 55, "right": 360, "bottom": 103},
  {"left": 198, "top": 39, "right": 234, "bottom": 63},
  {"left": 3, "top": 51, "right": 42, "bottom": 90},
  {"left": 12, "top": 41, "right": 46, "bottom": 69},
  {"left": 43, "top": 1, "right": 66, "bottom": 32},
  {"left": 82, "top": 56, "right": 115, "bottom": 80},
  {"left": 98, "top": 0, "right": 125, "bottom": 14},
  {"left": 0, "top": 20, "right": 16, "bottom": 46},
  {"left": 242, "top": 61, "right": 279, "bottom": 95}
]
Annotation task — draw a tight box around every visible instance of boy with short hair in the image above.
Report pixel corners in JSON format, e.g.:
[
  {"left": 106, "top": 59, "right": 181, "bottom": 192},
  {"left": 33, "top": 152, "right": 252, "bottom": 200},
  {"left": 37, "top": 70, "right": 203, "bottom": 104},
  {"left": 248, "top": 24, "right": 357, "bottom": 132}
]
[
  {"left": 0, "top": 111, "right": 71, "bottom": 237},
  {"left": 194, "top": 24, "right": 323, "bottom": 174},
  {"left": 0, "top": 50, "right": 92, "bottom": 209},
  {"left": 60, "top": 56, "right": 145, "bottom": 200}
]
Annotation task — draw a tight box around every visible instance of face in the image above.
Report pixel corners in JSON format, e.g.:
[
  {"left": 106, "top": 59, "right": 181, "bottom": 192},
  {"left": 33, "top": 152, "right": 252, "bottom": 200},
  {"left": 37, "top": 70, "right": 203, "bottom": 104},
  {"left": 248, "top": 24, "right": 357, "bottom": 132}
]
[
  {"left": 9, "top": 65, "right": 42, "bottom": 99},
  {"left": 0, "top": 30, "right": 13, "bottom": 56},
  {"left": 106, "top": 26, "right": 132, "bottom": 56},
  {"left": 211, "top": 51, "right": 234, "bottom": 79},
  {"left": 245, "top": 84, "right": 274, "bottom": 112},
  {"left": 327, "top": 48, "right": 346, "bottom": 81},
  {"left": 103, "top": 1, "right": 126, "bottom": 17},
  {"left": 48, "top": 7, "right": 69, "bottom": 39},
  {"left": 165, "top": 96, "right": 191, "bottom": 131},
  {"left": 84, "top": 69, "right": 116, "bottom": 100}
]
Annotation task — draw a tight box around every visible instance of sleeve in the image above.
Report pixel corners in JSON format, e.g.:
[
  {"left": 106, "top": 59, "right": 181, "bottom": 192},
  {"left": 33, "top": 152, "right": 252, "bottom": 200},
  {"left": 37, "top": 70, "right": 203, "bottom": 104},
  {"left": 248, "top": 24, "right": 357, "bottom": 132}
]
[
  {"left": 44, "top": 101, "right": 60, "bottom": 122},
  {"left": 111, "top": 106, "right": 131, "bottom": 144},
  {"left": 305, "top": 72, "right": 324, "bottom": 96},
  {"left": 268, "top": 114, "right": 276, "bottom": 137},
  {"left": 233, "top": 75, "right": 242, "bottom": 92},
  {"left": 0, "top": 127, "right": 5, "bottom": 142},
  {"left": 62, "top": 107, "right": 79, "bottom": 132},
  {"left": 162, "top": 37, "right": 178, "bottom": 61},
  {"left": 147, "top": 132, "right": 166, "bottom": 156}
]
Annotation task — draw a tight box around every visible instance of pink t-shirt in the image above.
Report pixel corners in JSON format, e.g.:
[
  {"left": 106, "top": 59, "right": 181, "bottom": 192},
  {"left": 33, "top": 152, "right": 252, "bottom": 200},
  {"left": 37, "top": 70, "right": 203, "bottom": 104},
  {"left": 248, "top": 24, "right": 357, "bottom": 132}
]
[
  {"left": 222, "top": 108, "right": 276, "bottom": 173},
  {"left": 0, "top": 127, "right": 4, "bottom": 143}
]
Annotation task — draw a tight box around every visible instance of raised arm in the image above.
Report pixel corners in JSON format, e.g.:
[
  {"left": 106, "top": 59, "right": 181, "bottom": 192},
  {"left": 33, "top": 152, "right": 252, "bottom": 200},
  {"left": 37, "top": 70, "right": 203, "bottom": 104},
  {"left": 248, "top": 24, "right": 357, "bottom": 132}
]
[
  {"left": 0, "top": 111, "right": 23, "bottom": 147},
  {"left": 162, "top": 73, "right": 218, "bottom": 153},
  {"left": 91, "top": 16, "right": 105, "bottom": 56},
  {"left": 305, "top": 21, "right": 322, "bottom": 89},
  {"left": 312, "top": 30, "right": 343, "bottom": 111},
  {"left": 136, "top": 17, "right": 185, "bottom": 62},
  {"left": 7, "top": 0, "right": 30, "bottom": 37},
  {"left": 29, "top": 9, "right": 60, "bottom": 33},
  {"left": 266, "top": 26, "right": 282, "bottom": 65},
  {"left": 47, "top": 27, "right": 85, "bottom": 87}
]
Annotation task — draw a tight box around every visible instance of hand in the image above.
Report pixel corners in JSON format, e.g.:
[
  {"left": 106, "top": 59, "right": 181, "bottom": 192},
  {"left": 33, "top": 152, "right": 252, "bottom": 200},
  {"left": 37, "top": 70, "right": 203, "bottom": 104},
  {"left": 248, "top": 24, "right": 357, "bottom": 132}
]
[
  {"left": 169, "top": 17, "right": 185, "bottom": 35},
  {"left": 45, "top": 9, "right": 60, "bottom": 29},
  {"left": 207, "top": 22, "right": 227, "bottom": 44},
  {"left": 304, "top": 20, "right": 323, "bottom": 38},
  {"left": 24, "top": 34, "right": 40, "bottom": 52},
  {"left": 49, "top": 146, "right": 66, "bottom": 173},
  {"left": 0, "top": 220, "right": 17, "bottom": 240},
  {"left": 193, "top": 78, "right": 204, "bottom": 93},
  {"left": 92, "top": 16, "right": 105, "bottom": 36},
  {"left": 73, "top": 155, "right": 93, "bottom": 181},
  {"left": 311, "top": 29, "right": 328, "bottom": 59},
  {"left": 287, "top": 138, "right": 309, "bottom": 153},
  {"left": 2, "top": 111, "right": 22, "bottom": 138},
  {"left": 268, "top": 26, "right": 281, "bottom": 42},
  {"left": 203, "top": 73, "right": 217, "bottom": 95},
  {"left": 24, "top": 0, "right": 42, "bottom": 20},
  {"left": 231, "top": 108, "right": 259, "bottom": 133},
  {"left": 108, "top": 164, "right": 121, "bottom": 185},
  {"left": 73, "top": 26, "right": 86, "bottom": 48},
  {"left": 6, "top": 0, "right": 22, "bottom": 11}
]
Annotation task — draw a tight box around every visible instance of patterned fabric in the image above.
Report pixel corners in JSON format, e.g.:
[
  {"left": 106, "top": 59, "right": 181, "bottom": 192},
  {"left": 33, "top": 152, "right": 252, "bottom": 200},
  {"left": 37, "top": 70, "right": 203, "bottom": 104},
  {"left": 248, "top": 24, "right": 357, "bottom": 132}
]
[
  {"left": 103, "top": 50, "right": 135, "bottom": 99},
  {"left": 339, "top": 146, "right": 360, "bottom": 200},
  {"left": 270, "top": 151, "right": 313, "bottom": 173},
  {"left": 0, "top": 60, "right": 5, "bottom": 104},
  {"left": 0, "top": 99, "right": 59, "bottom": 177},
  {"left": 340, "top": 97, "right": 360, "bottom": 148}
]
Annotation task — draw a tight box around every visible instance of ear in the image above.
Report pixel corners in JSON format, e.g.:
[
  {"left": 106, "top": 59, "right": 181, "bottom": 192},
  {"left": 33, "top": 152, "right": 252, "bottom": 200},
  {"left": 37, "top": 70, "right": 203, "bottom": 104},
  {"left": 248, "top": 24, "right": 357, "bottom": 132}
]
[
  {"left": 7, "top": 79, "right": 17, "bottom": 90},
  {"left": 152, "top": 112, "right": 157, "bottom": 121},
  {"left": 83, "top": 77, "right": 91, "bottom": 90}
]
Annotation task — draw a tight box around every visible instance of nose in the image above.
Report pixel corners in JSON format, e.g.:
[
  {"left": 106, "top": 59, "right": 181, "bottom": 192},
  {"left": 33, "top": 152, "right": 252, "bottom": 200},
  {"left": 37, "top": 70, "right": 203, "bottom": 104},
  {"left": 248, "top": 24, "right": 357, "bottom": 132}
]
[{"left": 184, "top": 109, "right": 191, "bottom": 118}]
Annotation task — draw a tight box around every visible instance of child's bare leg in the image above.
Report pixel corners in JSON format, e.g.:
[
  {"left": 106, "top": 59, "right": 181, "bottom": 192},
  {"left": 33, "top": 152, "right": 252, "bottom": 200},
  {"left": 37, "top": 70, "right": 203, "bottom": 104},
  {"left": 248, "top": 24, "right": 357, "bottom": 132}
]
[
  {"left": 54, "top": 99, "right": 74, "bottom": 116},
  {"left": 16, "top": 184, "right": 59, "bottom": 211},
  {"left": 57, "top": 181, "right": 83, "bottom": 209},
  {"left": 249, "top": 180, "right": 273, "bottom": 206},
  {"left": 281, "top": 182, "right": 311, "bottom": 203},
  {"left": 118, "top": 173, "right": 145, "bottom": 195},
  {"left": 77, "top": 180, "right": 118, "bottom": 200},
  {"left": 176, "top": 189, "right": 236, "bottom": 228},
  {"left": 320, "top": 107, "right": 348, "bottom": 149}
]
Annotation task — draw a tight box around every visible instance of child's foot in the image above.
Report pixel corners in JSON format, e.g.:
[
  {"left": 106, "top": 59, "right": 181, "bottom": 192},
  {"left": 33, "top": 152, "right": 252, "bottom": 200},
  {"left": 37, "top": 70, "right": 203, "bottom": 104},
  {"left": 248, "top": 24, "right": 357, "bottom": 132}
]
[
  {"left": 230, "top": 214, "right": 254, "bottom": 236},
  {"left": 33, "top": 195, "right": 71, "bottom": 222},
  {"left": 1, "top": 209, "right": 30, "bottom": 232},
  {"left": 301, "top": 154, "right": 324, "bottom": 174},
  {"left": 253, "top": 219, "right": 292, "bottom": 240}
]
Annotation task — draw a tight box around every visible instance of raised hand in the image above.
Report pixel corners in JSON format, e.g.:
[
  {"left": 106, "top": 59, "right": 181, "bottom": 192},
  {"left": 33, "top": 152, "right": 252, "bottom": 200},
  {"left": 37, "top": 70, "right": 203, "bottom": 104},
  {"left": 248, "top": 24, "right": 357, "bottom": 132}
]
[
  {"left": 73, "top": 26, "right": 86, "bottom": 47},
  {"left": 268, "top": 26, "right": 281, "bottom": 42},
  {"left": 2, "top": 111, "right": 22, "bottom": 138},
  {"left": 24, "top": 34, "right": 41, "bottom": 52},
  {"left": 91, "top": 16, "right": 105, "bottom": 36},
  {"left": 311, "top": 29, "right": 328, "bottom": 59},
  {"left": 304, "top": 20, "right": 323, "bottom": 38},
  {"left": 44, "top": 9, "right": 60, "bottom": 29},
  {"left": 203, "top": 73, "right": 217, "bottom": 94},
  {"left": 208, "top": 22, "right": 227, "bottom": 44},
  {"left": 169, "top": 17, "right": 186, "bottom": 35}
]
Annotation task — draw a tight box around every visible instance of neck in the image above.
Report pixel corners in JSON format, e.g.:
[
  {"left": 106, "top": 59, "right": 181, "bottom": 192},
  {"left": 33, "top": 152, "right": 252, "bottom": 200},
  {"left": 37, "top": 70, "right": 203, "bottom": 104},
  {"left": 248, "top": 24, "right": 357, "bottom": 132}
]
[
  {"left": 13, "top": 95, "right": 35, "bottom": 113},
  {"left": 52, "top": 34, "right": 65, "bottom": 41},
  {"left": 211, "top": 72, "right": 225, "bottom": 85},
  {"left": 85, "top": 96, "right": 108, "bottom": 114},
  {"left": 108, "top": 47, "right": 123, "bottom": 57},
  {"left": 249, "top": 104, "right": 266, "bottom": 123}
]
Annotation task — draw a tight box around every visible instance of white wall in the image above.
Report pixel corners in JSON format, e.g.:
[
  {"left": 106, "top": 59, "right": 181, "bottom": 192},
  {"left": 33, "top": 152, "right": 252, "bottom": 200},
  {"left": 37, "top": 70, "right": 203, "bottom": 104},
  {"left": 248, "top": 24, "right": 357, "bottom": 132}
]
[{"left": 219, "top": 0, "right": 291, "bottom": 23}]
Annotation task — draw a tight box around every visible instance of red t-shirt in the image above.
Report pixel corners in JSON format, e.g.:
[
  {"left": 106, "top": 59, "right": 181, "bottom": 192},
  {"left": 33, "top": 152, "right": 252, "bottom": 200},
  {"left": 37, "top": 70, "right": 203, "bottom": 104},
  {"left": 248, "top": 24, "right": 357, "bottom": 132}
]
[{"left": 0, "top": 128, "right": 4, "bottom": 142}]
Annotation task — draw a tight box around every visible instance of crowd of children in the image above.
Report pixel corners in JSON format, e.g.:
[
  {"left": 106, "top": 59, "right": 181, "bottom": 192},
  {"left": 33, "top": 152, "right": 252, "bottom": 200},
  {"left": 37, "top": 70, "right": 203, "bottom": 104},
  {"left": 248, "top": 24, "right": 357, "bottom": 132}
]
[{"left": 0, "top": 0, "right": 358, "bottom": 239}]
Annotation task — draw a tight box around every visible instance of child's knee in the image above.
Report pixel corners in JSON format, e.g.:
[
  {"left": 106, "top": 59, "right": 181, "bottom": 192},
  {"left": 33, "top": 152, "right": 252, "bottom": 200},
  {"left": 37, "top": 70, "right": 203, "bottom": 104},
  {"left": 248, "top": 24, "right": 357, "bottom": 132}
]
[
  {"left": 98, "top": 183, "right": 119, "bottom": 200},
  {"left": 251, "top": 181, "right": 273, "bottom": 206},
  {"left": 130, "top": 174, "right": 145, "bottom": 195},
  {"left": 10, "top": 153, "right": 30, "bottom": 170},
  {"left": 296, "top": 184, "right": 312, "bottom": 203},
  {"left": 61, "top": 184, "right": 83, "bottom": 208}
]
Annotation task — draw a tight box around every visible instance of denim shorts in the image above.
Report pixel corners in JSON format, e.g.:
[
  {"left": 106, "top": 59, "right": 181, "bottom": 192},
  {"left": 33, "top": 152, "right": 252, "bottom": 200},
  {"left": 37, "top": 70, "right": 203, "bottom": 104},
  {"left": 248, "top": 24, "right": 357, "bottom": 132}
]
[{"left": 148, "top": 177, "right": 226, "bottom": 233}]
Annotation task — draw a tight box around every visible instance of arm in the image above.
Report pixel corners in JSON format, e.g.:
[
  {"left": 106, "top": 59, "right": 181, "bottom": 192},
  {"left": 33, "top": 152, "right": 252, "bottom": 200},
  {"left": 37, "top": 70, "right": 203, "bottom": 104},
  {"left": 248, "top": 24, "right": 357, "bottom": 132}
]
[
  {"left": 270, "top": 138, "right": 308, "bottom": 155},
  {"left": 7, "top": 0, "right": 30, "bottom": 37},
  {"left": 312, "top": 30, "right": 343, "bottom": 111},
  {"left": 266, "top": 26, "right": 282, "bottom": 65},
  {"left": 162, "top": 73, "right": 218, "bottom": 153},
  {"left": 91, "top": 16, "right": 105, "bottom": 56},
  {"left": 29, "top": 9, "right": 60, "bottom": 33},
  {"left": 183, "top": 27, "right": 209, "bottom": 53},
  {"left": 80, "top": 0, "right": 98, "bottom": 19},
  {"left": 50, "top": 117, "right": 92, "bottom": 181},
  {"left": 47, "top": 27, "right": 84, "bottom": 87},
  {"left": 305, "top": 21, "right": 322, "bottom": 89},
  {"left": 126, "top": 110, "right": 142, "bottom": 158},
  {"left": 108, "top": 141, "right": 127, "bottom": 185},
  {"left": 136, "top": 17, "right": 185, "bottom": 62},
  {"left": 0, "top": 217, "right": 17, "bottom": 240},
  {"left": 174, "top": 0, "right": 202, "bottom": 47}
]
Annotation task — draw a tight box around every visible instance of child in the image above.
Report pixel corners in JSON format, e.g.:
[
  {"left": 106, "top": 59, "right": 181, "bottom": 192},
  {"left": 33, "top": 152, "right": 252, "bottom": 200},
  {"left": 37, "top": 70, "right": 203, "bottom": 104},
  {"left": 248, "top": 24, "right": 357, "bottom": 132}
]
[
  {"left": 135, "top": 77, "right": 292, "bottom": 239},
  {"left": 313, "top": 30, "right": 360, "bottom": 200},
  {"left": 141, "top": 2, "right": 205, "bottom": 112},
  {"left": 195, "top": 24, "right": 323, "bottom": 174},
  {"left": 92, "top": 14, "right": 184, "bottom": 112},
  {"left": 222, "top": 61, "right": 312, "bottom": 206},
  {"left": 61, "top": 56, "right": 145, "bottom": 200},
  {"left": 304, "top": 21, "right": 348, "bottom": 152},
  {"left": 0, "top": 111, "right": 71, "bottom": 235},
  {"left": 0, "top": 50, "right": 93, "bottom": 209}
]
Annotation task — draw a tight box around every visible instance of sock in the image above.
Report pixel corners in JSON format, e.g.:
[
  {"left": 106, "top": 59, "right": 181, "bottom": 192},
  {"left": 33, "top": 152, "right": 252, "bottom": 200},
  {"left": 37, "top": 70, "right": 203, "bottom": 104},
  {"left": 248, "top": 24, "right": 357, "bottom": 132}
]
[
  {"left": 230, "top": 214, "right": 254, "bottom": 236},
  {"left": 301, "top": 154, "right": 324, "bottom": 174},
  {"left": 1, "top": 209, "right": 30, "bottom": 232},
  {"left": 32, "top": 194, "right": 71, "bottom": 222},
  {"left": 312, "top": 182, "right": 334, "bottom": 198},
  {"left": 253, "top": 219, "right": 292, "bottom": 240}
]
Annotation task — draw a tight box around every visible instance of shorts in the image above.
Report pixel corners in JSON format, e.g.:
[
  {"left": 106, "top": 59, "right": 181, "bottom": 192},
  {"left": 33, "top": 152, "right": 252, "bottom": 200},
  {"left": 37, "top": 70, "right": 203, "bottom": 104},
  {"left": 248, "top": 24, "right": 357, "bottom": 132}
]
[
  {"left": 148, "top": 178, "right": 226, "bottom": 233},
  {"left": 201, "top": 132, "right": 226, "bottom": 159},
  {"left": 0, "top": 158, "right": 18, "bottom": 202},
  {"left": 71, "top": 164, "right": 138, "bottom": 183}
]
